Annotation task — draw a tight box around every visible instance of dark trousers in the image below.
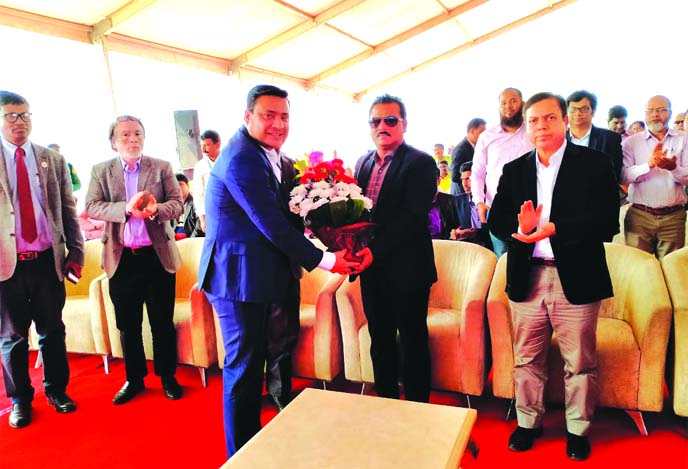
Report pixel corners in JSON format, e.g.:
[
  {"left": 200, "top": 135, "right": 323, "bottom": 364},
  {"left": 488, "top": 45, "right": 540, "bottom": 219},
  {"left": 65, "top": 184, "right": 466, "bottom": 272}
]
[
  {"left": 0, "top": 249, "right": 68, "bottom": 403},
  {"left": 360, "top": 274, "right": 431, "bottom": 402},
  {"left": 208, "top": 277, "right": 300, "bottom": 459},
  {"left": 265, "top": 277, "right": 300, "bottom": 401},
  {"left": 108, "top": 248, "right": 177, "bottom": 382}
]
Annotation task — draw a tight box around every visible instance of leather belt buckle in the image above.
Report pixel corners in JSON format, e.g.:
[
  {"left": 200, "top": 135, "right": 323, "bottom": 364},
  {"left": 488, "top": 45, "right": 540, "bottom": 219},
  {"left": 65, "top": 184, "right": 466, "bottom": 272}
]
[
  {"left": 17, "top": 251, "right": 39, "bottom": 261},
  {"left": 127, "top": 245, "right": 153, "bottom": 256},
  {"left": 632, "top": 203, "right": 683, "bottom": 216}
]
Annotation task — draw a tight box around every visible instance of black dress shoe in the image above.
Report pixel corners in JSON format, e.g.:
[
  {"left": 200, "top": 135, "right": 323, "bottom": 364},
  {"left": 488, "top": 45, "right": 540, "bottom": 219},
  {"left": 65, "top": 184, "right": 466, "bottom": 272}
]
[
  {"left": 269, "top": 394, "right": 290, "bottom": 411},
  {"left": 566, "top": 432, "right": 591, "bottom": 461},
  {"left": 113, "top": 381, "right": 145, "bottom": 405},
  {"left": 161, "top": 376, "right": 183, "bottom": 400},
  {"left": 46, "top": 392, "right": 76, "bottom": 413},
  {"left": 9, "top": 403, "right": 32, "bottom": 428},
  {"left": 508, "top": 426, "right": 544, "bottom": 451}
]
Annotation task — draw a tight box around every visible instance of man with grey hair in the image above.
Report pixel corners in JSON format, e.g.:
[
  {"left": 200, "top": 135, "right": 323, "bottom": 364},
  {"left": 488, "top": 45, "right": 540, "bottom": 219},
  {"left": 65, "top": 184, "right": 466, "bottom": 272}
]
[{"left": 622, "top": 95, "right": 688, "bottom": 259}]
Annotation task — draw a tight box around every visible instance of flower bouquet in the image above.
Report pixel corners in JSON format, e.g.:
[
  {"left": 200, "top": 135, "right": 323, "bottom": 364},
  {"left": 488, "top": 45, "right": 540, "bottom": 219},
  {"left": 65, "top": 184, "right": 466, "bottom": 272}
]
[{"left": 289, "top": 156, "right": 374, "bottom": 261}]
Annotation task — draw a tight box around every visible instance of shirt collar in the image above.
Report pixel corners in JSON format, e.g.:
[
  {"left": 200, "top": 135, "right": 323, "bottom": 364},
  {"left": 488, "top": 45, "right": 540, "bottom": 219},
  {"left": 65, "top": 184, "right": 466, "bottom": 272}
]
[
  {"left": 119, "top": 155, "right": 141, "bottom": 173},
  {"left": 535, "top": 140, "right": 566, "bottom": 170},
  {"left": 569, "top": 126, "right": 592, "bottom": 141},
  {"left": 2, "top": 138, "right": 30, "bottom": 158}
]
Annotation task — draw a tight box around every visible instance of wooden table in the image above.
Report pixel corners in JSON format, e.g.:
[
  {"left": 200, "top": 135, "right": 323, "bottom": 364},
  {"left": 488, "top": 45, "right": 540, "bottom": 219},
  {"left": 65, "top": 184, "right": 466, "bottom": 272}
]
[{"left": 221, "top": 388, "right": 477, "bottom": 469}]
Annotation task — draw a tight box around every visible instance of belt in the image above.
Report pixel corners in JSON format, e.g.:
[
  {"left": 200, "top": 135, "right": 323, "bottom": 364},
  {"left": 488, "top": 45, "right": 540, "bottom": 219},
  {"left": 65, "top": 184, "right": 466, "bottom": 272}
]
[
  {"left": 631, "top": 203, "right": 684, "bottom": 216},
  {"left": 123, "top": 245, "right": 155, "bottom": 256},
  {"left": 531, "top": 257, "right": 556, "bottom": 267},
  {"left": 17, "top": 249, "right": 51, "bottom": 262}
]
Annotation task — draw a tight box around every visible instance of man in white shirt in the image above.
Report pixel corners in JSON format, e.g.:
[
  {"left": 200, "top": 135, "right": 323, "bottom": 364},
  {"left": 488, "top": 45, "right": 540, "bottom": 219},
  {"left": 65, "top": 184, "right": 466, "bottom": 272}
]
[
  {"left": 489, "top": 92, "right": 619, "bottom": 461},
  {"left": 193, "top": 129, "right": 221, "bottom": 234},
  {"left": 622, "top": 95, "right": 688, "bottom": 259},
  {"left": 470, "top": 88, "right": 534, "bottom": 258}
]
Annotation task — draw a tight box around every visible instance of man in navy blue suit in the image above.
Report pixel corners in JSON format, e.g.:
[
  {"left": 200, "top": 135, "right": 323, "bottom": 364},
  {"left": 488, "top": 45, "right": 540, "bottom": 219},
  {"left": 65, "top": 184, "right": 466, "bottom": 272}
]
[{"left": 198, "top": 85, "right": 358, "bottom": 458}]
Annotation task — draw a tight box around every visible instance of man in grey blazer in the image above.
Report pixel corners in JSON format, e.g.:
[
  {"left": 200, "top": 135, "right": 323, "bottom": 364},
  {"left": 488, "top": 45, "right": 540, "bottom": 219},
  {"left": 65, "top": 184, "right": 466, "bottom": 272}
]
[
  {"left": 85, "top": 115, "right": 184, "bottom": 405},
  {"left": 0, "top": 91, "right": 84, "bottom": 428}
]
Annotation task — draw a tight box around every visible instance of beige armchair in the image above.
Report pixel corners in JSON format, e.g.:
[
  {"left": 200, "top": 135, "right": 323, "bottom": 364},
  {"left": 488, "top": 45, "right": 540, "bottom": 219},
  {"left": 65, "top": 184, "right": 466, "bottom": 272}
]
[
  {"left": 101, "top": 237, "right": 217, "bottom": 386},
  {"left": 335, "top": 240, "right": 497, "bottom": 401},
  {"left": 214, "top": 265, "right": 346, "bottom": 386},
  {"left": 30, "top": 240, "right": 111, "bottom": 372},
  {"left": 487, "top": 243, "right": 672, "bottom": 434},
  {"left": 660, "top": 247, "right": 688, "bottom": 417}
]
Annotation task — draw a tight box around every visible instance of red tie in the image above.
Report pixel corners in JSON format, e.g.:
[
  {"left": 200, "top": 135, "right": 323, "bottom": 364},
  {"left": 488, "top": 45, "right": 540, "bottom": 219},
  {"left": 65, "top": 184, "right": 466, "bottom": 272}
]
[{"left": 15, "top": 147, "right": 38, "bottom": 243}]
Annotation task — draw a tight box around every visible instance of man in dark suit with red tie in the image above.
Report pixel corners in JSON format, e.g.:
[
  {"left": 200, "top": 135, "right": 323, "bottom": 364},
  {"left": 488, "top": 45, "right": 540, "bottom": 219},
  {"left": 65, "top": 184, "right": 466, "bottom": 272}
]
[
  {"left": 0, "top": 91, "right": 84, "bottom": 428},
  {"left": 353, "top": 94, "right": 438, "bottom": 403},
  {"left": 489, "top": 92, "right": 619, "bottom": 461}
]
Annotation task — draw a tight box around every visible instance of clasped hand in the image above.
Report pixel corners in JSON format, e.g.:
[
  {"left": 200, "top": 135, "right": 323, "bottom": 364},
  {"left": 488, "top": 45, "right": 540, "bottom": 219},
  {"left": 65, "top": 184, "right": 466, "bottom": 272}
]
[
  {"left": 649, "top": 142, "right": 677, "bottom": 171},
  {"left": 126, "top": 191, "right": 157, "bottom": 219},
  {"left": 511, "top": 200, "right": 556, "bottom": 243},
  {"left": 330, "top": 248, "right": 374, "bottom": 275}
]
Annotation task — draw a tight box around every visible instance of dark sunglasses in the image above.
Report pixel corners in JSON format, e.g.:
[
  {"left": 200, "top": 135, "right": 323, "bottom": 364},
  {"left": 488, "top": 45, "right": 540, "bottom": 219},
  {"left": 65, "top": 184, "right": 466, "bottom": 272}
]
[{"left": 368, "top": 116, "right": 402, "bottom": 128}]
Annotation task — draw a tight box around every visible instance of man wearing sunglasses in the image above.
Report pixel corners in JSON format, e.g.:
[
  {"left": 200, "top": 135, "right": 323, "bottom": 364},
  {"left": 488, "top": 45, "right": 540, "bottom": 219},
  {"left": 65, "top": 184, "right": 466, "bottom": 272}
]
[
  {"left": 353, "top": 94, "right": 438, "bottom": 403},
  {"left": 0, "top": 91, "right": 84, "bottom": 428}
]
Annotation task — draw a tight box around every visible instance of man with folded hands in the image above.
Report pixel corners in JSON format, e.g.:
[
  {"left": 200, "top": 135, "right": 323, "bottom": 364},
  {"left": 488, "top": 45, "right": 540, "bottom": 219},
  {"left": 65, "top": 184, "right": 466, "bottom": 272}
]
[
  {"left": 85, "top": 115, "right": 184, "bottom": 405},
  {"left": 489, "top": 92, "right": 619, "bottom": 461},
  {"left": 621, "top": 95, "right": 688, "bottom": 259},
  {"left": 0, "top": 90, "right": 84, "bottom": 428}
]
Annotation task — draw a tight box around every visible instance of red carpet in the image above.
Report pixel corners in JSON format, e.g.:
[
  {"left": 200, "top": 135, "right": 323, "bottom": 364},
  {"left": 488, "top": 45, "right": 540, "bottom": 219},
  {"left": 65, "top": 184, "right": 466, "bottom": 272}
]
[{"left": 1, "top": 352, "right": 686, "bottom": 468}]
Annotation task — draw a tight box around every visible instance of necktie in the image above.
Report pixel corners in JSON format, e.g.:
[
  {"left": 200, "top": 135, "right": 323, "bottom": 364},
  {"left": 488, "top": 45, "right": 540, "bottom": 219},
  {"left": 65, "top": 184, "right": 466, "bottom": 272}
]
[{"left": 15, "top": 147, "right": 38, "bottom": 243}]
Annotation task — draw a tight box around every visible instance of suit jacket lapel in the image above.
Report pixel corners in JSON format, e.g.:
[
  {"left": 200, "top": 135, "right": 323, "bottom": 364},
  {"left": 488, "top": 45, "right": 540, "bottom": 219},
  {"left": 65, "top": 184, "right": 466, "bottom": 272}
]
[
  {"left": 588, "top": 126, "right": 599, "bottom": 150},
  {"left": 108, "top": 158, "right": 127, "bottom": 202},
  {"left": 376, "top": 144, "right": 407, "bottom": 204},
  {"left": 137, "top": 156, "right": 152, "bottom": 192},
  {"left": 33, "top": 145, "right": 51, "bottom": 211},
  {"left": 0, "top": 145, "right": 10, "bottom": 200},
  {"left": 355, "top": 151, "right": 376, "bottom": 193},
  {"left": 523, "top": 150, "right": 538, "bottom": 206},
  {"left": 551, "top": 145, "right": 576, "bottom": 217}
]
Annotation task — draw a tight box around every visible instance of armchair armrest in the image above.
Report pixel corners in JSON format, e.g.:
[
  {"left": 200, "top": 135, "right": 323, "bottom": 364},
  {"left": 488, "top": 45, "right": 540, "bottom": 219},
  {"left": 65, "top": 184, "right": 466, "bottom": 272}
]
[
  {"left": 88, "top": 272, "right": 111, "bottom": 355},
  {"left": 312, "top": 273, "right": 346, "bottom": 380},
  {"left": 189, "top": 283, "right": 218, "bottom": 368}
]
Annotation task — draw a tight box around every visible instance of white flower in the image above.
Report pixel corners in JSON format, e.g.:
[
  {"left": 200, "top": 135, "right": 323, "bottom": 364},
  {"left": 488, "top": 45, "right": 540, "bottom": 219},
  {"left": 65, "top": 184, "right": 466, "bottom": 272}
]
[
  {"left": 348, "top": 184, "right": 363, "bottom": 195},
  {"left": 330, "top": 196, "right": 348, "bottom": 203},
  {"left": 299, "top": 198, "right": 314, "bottom": 217},
  {"left": 289, "top": 199, "right": 301, "bottom": 214},
  {"left": 310, "top": 198, "right": 329, "bottom": 211},
  {"left": 290, "top": 185, "right": 308, "bottom": 197},
  {"left": 363, "top": 197, "right": 373, "bottom": 210},
  {"left": 334, "top": 182, "right": 351, "bottom": 197},
  {"left": 313, "top": 180, "right": 330, "bottom": 190}
]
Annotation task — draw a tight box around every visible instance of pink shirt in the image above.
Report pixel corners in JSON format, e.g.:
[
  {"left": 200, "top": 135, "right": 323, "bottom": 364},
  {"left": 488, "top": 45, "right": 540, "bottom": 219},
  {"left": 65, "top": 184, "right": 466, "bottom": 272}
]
[
  {"left": 622, "top": 129, "right": 688, "bottom": 208},
  {"left": 471, "top": 123, "right": 533, "bottom": 206}
]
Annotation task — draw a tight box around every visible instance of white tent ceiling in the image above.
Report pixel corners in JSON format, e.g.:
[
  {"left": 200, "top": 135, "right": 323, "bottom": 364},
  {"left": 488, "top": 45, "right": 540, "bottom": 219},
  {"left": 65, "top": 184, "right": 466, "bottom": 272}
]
[{"left": 0, "top": 0, "right": 575, "bottom": 100}]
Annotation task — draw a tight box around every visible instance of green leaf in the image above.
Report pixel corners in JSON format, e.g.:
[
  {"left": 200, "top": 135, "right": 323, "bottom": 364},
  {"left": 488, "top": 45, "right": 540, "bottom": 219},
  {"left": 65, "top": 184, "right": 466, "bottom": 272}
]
[
  {"left": 349, "top": 199, "right": 365, "bottom": 222},
  {"left": 329, "top": 199, "right": 349, "bottom": 227}
]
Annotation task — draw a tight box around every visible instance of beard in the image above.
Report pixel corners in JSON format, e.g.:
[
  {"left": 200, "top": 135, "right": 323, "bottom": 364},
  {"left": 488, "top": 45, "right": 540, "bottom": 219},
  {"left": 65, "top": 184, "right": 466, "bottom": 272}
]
[
  {"left": 501, "top": 106, "right": 524, "bottom": 128},
  {"left": 647, "top": 122, "right": 666, "bottom": 133}
]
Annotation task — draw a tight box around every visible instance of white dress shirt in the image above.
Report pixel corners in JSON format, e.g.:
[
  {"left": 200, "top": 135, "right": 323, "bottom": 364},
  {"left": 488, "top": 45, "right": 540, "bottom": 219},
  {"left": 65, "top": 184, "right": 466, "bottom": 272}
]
[
  {"left": 192, "top": 155, "right": 216, "bottom": 217},
  {"left": 532, "top": 140, "right": 566, "bottom": 260},
  {"left": 621, "top": 129, "right": 688, "bottom": 208}
]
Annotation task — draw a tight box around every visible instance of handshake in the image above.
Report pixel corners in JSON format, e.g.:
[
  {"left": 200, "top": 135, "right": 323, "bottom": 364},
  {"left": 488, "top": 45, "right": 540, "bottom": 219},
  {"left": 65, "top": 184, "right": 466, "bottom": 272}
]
[
  {"left": 126, "top": 191, "right": 158, "bottom": 219},
  {"left": 330, "top": 247, "right": 373, "bottom": 276}
]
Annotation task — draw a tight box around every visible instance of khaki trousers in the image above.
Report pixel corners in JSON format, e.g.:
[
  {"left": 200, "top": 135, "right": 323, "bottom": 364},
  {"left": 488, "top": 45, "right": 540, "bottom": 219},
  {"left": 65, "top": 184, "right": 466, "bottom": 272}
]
[
  {"left": 509, "top": 265, "right": 600, "bottom": 436},
  {"left": 624, "top": 205, "right": 686, "bottom": 259}
]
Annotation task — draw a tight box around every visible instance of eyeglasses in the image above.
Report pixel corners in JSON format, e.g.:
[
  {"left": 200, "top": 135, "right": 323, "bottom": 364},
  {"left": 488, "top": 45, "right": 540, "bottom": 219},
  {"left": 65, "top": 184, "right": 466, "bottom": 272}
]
[
  {"left": 568, "top": 106, "right": 591, "bottom": 114},
  {"left": 0, "top": 112, "right": 32, "bottom": 123},
  {"left": 645, "top": 107, "right": 670, "bottom": 114},
  {"left": 368, "top": 116, "right": 402, "bottom": 128}
]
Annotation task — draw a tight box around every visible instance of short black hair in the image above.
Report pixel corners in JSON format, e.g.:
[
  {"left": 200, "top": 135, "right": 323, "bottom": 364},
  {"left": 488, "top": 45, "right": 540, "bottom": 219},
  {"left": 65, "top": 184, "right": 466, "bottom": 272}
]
[
  {"left": 467, "top": 118, "right": 486, "bottom": 132},
  {"left": 200, "top": 129, "right": 220, "bottom": 144},
  {"left": 246, "top": 85, "right": 288, "bottom": 111},
  {"left": 0, "top": 90, "right": 28, "bottom": 107},
  {"left": 523, "top": 92, "right": 567, "bottom": 118},
  {"left": 459, "top": 161, "right": 473, "bottom": 173},
  {"left": 608, "top": 105, "right": 628, "bottom": 121},
  {"left": 438, "top": 160, "right": 449, "bottom": 167},
  {"left": 175, "top": 173, "right": 189, "bottom": 184},
  {"left": 500, "top": 88, "right": 523, "bottom": 101},
  {"left": 434, "top": 143, "right": 444, "bottom": 149},
  {"left": 369, "top": 94, "right": 406, "bottom": 119},
  {"left": 567, "top": 90, "right": 598, "bottom": 112},
  {"left": 630, "top": 120, "right": 646, "bottom": 130}
]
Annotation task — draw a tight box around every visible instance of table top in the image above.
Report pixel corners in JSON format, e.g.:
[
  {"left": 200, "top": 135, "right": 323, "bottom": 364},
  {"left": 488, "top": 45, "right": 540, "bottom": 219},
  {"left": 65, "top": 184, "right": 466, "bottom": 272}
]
[{"left": 222, "top": 388, "right": 477, "bottom": 469}]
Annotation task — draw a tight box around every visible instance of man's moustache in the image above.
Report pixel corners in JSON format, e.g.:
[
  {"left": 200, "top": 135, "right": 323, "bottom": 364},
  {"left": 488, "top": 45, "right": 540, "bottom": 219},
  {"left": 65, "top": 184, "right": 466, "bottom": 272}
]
[{"left": 377, "top": 131, "right": 391, "bottom": 137}]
